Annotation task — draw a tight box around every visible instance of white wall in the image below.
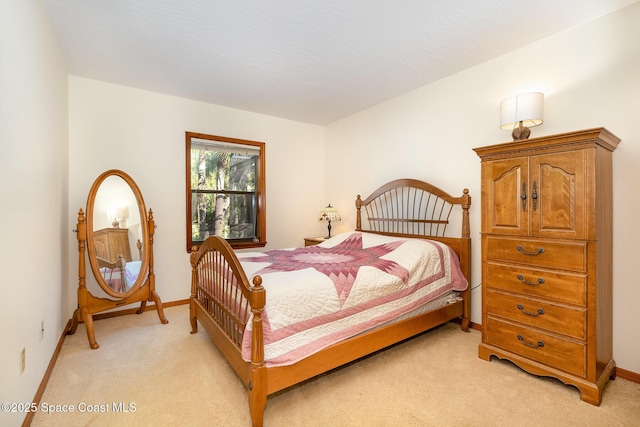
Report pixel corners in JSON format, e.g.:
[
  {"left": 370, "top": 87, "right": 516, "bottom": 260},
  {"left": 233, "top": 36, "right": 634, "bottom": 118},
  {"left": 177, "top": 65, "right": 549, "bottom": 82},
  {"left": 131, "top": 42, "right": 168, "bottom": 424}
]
[
  {"left": 68, "top": 77, "right": 325, "bottom": 308},
  {"left": 325, "top": 3, "right": 640, "bottom": 374},
  {"left": 0, "top": 1, "right": 69, "bottom": 425}
]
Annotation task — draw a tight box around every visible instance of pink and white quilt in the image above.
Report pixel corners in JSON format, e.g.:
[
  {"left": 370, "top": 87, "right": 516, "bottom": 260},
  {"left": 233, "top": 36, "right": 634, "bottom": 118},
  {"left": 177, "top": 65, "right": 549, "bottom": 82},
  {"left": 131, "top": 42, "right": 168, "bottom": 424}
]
[{"left": 236, "top": 231, "right": 468, "bottom": 367}]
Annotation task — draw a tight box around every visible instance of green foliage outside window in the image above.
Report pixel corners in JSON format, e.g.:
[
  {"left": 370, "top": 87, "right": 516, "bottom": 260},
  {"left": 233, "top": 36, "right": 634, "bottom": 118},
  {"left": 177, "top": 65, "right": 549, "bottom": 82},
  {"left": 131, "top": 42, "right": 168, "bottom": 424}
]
[{"left": 191, "top": 140, "right": 259, "bottom": 244}]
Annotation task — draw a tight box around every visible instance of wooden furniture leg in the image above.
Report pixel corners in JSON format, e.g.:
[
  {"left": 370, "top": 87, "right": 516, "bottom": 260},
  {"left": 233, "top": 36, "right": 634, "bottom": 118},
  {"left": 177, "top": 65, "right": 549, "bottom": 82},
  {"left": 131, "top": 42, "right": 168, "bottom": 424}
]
[
  {"left": 249, "top": 368, "right": 267, "bottom": 427},
  {"left": 81, "top": 307, "right": 99, "bottom": 349},
  {"left": 149, "top": 290, "right": 168, "bottom": 324}
]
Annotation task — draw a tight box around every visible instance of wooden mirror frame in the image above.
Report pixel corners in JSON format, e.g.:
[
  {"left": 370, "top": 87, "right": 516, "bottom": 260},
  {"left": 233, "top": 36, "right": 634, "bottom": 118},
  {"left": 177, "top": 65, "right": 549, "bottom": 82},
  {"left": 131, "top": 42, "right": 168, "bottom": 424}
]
[
  {"left": 68, "top": 169, "right": 168, "bottom": 348},
  {"left": 87, "top": 172, "right": 149, "bottom": 298}
]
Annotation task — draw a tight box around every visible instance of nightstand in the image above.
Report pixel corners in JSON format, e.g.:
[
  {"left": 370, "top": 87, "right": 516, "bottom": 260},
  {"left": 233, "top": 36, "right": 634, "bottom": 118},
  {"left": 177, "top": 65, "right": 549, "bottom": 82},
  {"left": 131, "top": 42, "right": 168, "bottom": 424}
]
[{"left": 304, "top": 237, "right": 325, "bottom": 247}]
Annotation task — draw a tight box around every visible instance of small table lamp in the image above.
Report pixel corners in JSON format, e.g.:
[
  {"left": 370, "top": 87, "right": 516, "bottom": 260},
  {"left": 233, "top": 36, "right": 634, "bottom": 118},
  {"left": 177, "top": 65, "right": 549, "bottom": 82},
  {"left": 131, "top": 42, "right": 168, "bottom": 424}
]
[
  {"left": 108, "top": 207, "right": 125, "bottom": 228},
  {"left": 319, "top": 204, "right": 341, "bottom": 238}
]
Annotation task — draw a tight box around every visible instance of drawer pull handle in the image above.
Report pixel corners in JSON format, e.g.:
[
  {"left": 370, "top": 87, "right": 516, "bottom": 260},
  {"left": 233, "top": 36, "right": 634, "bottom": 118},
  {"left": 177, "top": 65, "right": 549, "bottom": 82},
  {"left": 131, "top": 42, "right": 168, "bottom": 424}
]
[
  {"left": 517, "top": 274, "right": 545, "bottom": 285},
  {"left": 517, "top": 304, "right": 545, "bottom": 316},
  {"left": 517, "top": 334, "right": 545, "bottom": 348},
  {"left": 517, "top": 246, "right": 544, "bottom": 256}
]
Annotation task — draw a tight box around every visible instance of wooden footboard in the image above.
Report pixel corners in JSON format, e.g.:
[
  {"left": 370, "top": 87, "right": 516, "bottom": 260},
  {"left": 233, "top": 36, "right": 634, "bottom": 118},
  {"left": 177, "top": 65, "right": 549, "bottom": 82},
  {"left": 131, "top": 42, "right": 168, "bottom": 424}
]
[
  {"left": 189, "top": 236, "right": 266, "bottom": 393},
  {"left": 190, "top": 178, "right": 471, "bottom": 427}
]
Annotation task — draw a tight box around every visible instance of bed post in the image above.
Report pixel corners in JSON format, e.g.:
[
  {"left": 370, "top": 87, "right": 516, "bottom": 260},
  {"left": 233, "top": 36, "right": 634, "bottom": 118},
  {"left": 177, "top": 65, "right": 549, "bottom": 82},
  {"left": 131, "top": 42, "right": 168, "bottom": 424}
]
[
  {"left": 460, "top": 188, "right": 471, "bottom": 332},
  {"left": 249, "top": 275, "right": 267, "bottom": 427},
  {"left": 461, "top": 189, "right": 471, "bottom": 239},
  {"left": 189, "top": 246, "right": 198, "bottom": 334},
  {"left": 355, "top": 195, "right": 362, "bottom": 231}
]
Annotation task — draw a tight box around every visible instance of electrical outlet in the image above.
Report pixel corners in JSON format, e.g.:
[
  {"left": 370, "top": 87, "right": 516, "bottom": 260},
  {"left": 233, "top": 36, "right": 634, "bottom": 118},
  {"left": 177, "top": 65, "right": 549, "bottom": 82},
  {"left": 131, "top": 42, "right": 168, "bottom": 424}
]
[
  {"left": 40, "top": 320, "right": 44, "bottom": 341},
  {"left": 20, "top": 348, "right": 25, "bottom": 374}
]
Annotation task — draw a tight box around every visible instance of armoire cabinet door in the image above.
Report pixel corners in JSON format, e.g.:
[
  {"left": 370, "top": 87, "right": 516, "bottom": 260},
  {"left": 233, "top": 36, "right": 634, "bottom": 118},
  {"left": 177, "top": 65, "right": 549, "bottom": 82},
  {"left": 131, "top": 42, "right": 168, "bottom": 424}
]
[
  {"left": 481, "top": 150, "right": 587, "bottom": 239},
  {"left": 481, "top": 157, "right": 529, "bottom": 235},
  {"left": 530, "top": 150, "right": 586, "bottom": 239}
]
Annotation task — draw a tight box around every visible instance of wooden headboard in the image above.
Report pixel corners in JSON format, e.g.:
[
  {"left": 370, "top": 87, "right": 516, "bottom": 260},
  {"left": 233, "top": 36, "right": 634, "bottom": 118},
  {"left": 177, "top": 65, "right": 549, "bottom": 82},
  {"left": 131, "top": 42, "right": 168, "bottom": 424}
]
[{"left": 355, "top": 178, "right": 471, "bottom": 285}]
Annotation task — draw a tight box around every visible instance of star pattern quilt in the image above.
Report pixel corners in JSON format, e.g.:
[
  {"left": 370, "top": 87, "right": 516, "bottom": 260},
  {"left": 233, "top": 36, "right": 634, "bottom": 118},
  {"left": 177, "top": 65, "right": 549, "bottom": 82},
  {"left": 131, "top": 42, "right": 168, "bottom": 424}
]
[{"left": 236, "top": 231, "right": 468, "bottom": 367}]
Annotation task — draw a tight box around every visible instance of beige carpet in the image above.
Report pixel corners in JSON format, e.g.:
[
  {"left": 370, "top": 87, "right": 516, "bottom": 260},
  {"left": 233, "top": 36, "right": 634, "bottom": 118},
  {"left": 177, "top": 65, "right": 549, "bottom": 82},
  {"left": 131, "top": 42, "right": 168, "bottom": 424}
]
[{"left": 31, "top": 305, "right": 639, "bottom": 427}]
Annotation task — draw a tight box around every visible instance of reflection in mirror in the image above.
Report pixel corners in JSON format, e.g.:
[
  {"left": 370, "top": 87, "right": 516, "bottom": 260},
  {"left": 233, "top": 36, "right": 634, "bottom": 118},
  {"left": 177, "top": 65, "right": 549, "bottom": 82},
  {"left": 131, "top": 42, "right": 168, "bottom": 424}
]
[{"left": 92, "top": 176, "right": 145, "bottom": 293}]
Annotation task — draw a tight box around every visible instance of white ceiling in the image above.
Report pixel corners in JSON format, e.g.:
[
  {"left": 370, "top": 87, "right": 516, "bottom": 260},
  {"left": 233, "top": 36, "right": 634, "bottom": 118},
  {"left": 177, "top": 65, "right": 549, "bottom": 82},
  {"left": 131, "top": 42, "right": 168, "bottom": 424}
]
[{"left": 42, "top": 0, "right": 638, "bottom": 125}]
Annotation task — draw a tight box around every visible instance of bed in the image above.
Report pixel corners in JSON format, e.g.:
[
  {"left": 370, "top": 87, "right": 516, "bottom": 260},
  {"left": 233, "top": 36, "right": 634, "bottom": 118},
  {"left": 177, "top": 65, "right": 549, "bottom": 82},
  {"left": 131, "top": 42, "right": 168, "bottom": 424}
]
[
  {"left": 189, "top": 178, "right": 471, "bottom": 427},
  {"left": 98, "top": 258, "right": 142, "bottom": 292},
  {"left": 97, "top": 239, "right": 144, "bottom": 293}
]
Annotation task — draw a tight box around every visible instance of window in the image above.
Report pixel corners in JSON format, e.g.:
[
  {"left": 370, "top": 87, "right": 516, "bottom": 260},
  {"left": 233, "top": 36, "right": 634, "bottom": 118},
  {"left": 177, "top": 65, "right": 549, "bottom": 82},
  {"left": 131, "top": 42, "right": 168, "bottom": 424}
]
[{"left": 186, "top": 132, "right": 266, "bottom": 251}]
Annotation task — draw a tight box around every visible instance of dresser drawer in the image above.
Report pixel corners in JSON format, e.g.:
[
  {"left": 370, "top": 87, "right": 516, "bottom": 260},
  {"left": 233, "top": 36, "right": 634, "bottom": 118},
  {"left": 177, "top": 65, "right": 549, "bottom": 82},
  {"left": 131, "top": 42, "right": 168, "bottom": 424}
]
[
  {"left": 485, "top": 290, "right": 586, "bottom": 339},
  {"left": 486, "top": 263, "right": 586, "bottom": 306},
  {"left": 485, "top": 236, "right": 587, "bottom": 272},
  {"left": 485, "top": 317, "right": 586, "bottom": 377}
]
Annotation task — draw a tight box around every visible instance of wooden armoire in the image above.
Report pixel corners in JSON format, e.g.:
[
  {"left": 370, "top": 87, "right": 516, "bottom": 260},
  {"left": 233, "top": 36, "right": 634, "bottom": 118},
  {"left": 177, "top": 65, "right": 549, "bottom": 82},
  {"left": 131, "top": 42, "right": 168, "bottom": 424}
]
[
  {"left": 94, "top": 227, "right": 132, "bottom": 262},
  {"left": 473, "top": 127, "right": 620, "bottom": 405}
]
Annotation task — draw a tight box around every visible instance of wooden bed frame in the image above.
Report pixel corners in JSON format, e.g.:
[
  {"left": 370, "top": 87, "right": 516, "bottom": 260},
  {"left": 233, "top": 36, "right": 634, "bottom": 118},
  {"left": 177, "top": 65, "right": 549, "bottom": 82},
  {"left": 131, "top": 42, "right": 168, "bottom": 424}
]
[
  {"left": 96, "top": 239, "right": 144, "bottom": 292},
  {"left": 189, "top": 178, "right": 471, "bottom": 427}
]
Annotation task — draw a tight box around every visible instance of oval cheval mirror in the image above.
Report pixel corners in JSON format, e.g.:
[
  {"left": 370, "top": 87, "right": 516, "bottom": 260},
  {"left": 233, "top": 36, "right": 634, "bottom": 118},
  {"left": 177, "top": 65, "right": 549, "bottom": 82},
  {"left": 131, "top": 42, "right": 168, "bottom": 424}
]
[{"left": 68, "top": 169, "right": 168, "bottom": 348}]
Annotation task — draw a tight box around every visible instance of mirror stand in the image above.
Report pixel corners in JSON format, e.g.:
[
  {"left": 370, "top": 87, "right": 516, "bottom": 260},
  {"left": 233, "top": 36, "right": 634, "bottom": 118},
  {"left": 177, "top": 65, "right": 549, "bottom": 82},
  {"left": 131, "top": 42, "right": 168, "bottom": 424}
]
[{"left": 68, "top": 208, "right": 168, "bottom": 349}]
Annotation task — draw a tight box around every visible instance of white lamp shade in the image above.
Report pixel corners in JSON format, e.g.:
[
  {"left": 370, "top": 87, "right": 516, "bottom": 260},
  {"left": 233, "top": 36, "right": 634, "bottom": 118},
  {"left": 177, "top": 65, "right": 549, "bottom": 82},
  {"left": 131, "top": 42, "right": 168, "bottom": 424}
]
[
  {"left": 108, "top": 207, "right": 127, "bottom": 221},
  {"left": 108, "top": 208, "right": 120, "bottom": 221},
  {"left": 500, "top": 92, "right": 544, "bottom": 130}
]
